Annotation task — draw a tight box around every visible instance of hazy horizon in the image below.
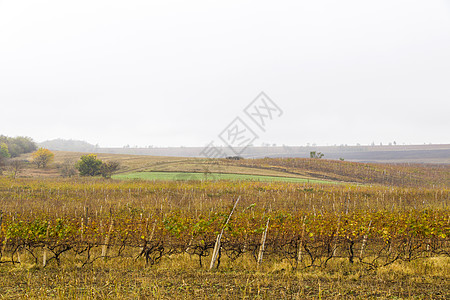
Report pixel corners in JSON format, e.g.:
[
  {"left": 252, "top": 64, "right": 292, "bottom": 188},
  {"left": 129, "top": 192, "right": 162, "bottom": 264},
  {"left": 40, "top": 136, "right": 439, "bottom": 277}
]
[
  {"left": 37, "top": 137, "right": 449, "bottom": 148},
  {"left": 1, "top": 1, "right": 449, "bottom": 148}
]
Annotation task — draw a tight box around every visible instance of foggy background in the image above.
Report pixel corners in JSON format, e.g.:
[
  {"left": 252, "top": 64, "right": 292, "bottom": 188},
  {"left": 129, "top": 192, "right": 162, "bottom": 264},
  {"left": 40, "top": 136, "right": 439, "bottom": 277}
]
[{"left": 1, "top": 0, "right": 449, "bottom": 147}]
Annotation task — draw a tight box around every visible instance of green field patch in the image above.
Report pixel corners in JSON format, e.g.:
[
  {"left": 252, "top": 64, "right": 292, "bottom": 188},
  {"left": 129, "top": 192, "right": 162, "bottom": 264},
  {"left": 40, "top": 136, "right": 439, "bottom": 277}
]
[{"left": 112, "top": 171, "right": 337, "bottom": 184}]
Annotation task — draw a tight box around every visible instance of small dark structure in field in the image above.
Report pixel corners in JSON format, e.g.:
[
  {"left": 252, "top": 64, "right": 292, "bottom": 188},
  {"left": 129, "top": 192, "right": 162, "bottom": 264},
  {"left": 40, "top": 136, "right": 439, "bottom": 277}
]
[{"left": 226, "top": 156, "right": 244, "bottom": 160}]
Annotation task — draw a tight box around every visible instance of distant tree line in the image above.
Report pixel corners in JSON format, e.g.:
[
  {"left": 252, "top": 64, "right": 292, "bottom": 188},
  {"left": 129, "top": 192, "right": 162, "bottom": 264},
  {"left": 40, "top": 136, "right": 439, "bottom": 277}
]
[
  {"left": 0, "top": 135, "right": 37, "bottom": 177},
  {"left": 0, "top": 135, "right": 37, "bottom": 158}
]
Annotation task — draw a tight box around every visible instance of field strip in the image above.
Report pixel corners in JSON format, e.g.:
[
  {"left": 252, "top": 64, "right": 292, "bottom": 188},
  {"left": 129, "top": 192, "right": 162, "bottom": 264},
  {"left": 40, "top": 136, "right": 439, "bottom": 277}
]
[{"left": 112, "top": 171, "right": 343, "bottom": 184}]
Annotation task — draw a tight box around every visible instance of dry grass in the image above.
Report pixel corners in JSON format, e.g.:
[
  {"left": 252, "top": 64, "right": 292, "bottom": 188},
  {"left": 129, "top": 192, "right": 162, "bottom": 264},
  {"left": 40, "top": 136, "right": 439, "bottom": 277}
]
[{"left": 1, "top": 253, "right": 448, "bottom": 299}]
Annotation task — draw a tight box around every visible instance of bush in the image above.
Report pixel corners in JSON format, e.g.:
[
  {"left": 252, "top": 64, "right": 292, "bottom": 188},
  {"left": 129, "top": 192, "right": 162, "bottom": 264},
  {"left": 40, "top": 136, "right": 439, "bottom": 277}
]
[
  {"left": 100, "top": 161, "right": 120, "bottom": 178},
  {"left": 76, "top": 154, "right": 103, "bottom": 176},
  {"left": 0, "top": 143, "right": 10, "bottom": 175},
  {"left": 58, "top": 160, "right": 77, "bottom": 178},
  {"left": 0, "top": 143, "right": 11, "bottom": 159},
  {"left": 7, "top": 159, "right": 26, "bottom": 179},
  {"left": 310, "top": 151, "right": 324, "bottom": 159}
]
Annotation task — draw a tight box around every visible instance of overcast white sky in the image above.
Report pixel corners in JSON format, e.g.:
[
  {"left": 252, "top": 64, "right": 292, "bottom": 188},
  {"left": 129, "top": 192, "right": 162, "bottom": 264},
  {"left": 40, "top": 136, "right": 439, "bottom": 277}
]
[{"left": 1, "top": 0, "right": 449, "bottom": 147}]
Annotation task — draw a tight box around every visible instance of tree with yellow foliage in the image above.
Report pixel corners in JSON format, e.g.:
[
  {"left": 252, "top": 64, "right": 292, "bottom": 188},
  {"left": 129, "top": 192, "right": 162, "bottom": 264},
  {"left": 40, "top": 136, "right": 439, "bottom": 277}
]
[{"left": 32, "top": 148, "right": 54, "bottom": 168}]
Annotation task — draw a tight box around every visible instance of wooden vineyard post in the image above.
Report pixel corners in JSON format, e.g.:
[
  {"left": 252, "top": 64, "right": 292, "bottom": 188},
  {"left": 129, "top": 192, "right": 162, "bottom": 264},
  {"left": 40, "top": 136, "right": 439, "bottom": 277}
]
[
  {"left": 140, "top": 218, "right": 149, "bottom": 254},
  {"left": 257, "top": 218, "right": 270, "bottom": 267},
  {"left": 83, "top": 206, "right": 89, "bottom": 242},
  {"left": 43, "top": 224, "right": 49, "bottom": 267},
  {"left": 210, "top": 234, "right": 221, "bottom": 269},
  {"left": 185, "top": 234, "right": 194, "bottom": 254},
  {"left": 332, "top": 216, "right": 341, "bottom": 258},
  {"left": 325, "top": 216, "right": 341, "bottom": 266},
  {"left": 139, "top": 219, "right": 157, "bottom": 254},
  {"left": 0, "top": 211, "right": 4, "bottom": 260},
  {"left": 1, "top": 239, "right": 8, "bottom": 262},
  {"left": 359, "top": 220, "right": 372, "bottom": 260},
  {"left": 101, "top": 220, "right": 114, "bottom": 261},
  {"left": 149, "top": 220, "right": 157, "bottom": 242},
  {"left": 296, "top": 216, "right": 307, "bottom": 268},
  {"left": 209, "top": 197, "right": 240, "bottom": 270},
  {"left": 81, "top": 218, "right": 85, "bottom": 242},
  {"left": 84, "top": 206, "right": 89, "bottom": 224}
]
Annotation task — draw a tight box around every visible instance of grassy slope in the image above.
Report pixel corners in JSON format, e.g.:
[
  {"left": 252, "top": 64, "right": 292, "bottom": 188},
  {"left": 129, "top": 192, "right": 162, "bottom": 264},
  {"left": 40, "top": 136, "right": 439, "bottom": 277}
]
[{"left": 112, "top": 171, "right": 335, "bottom": 184}]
